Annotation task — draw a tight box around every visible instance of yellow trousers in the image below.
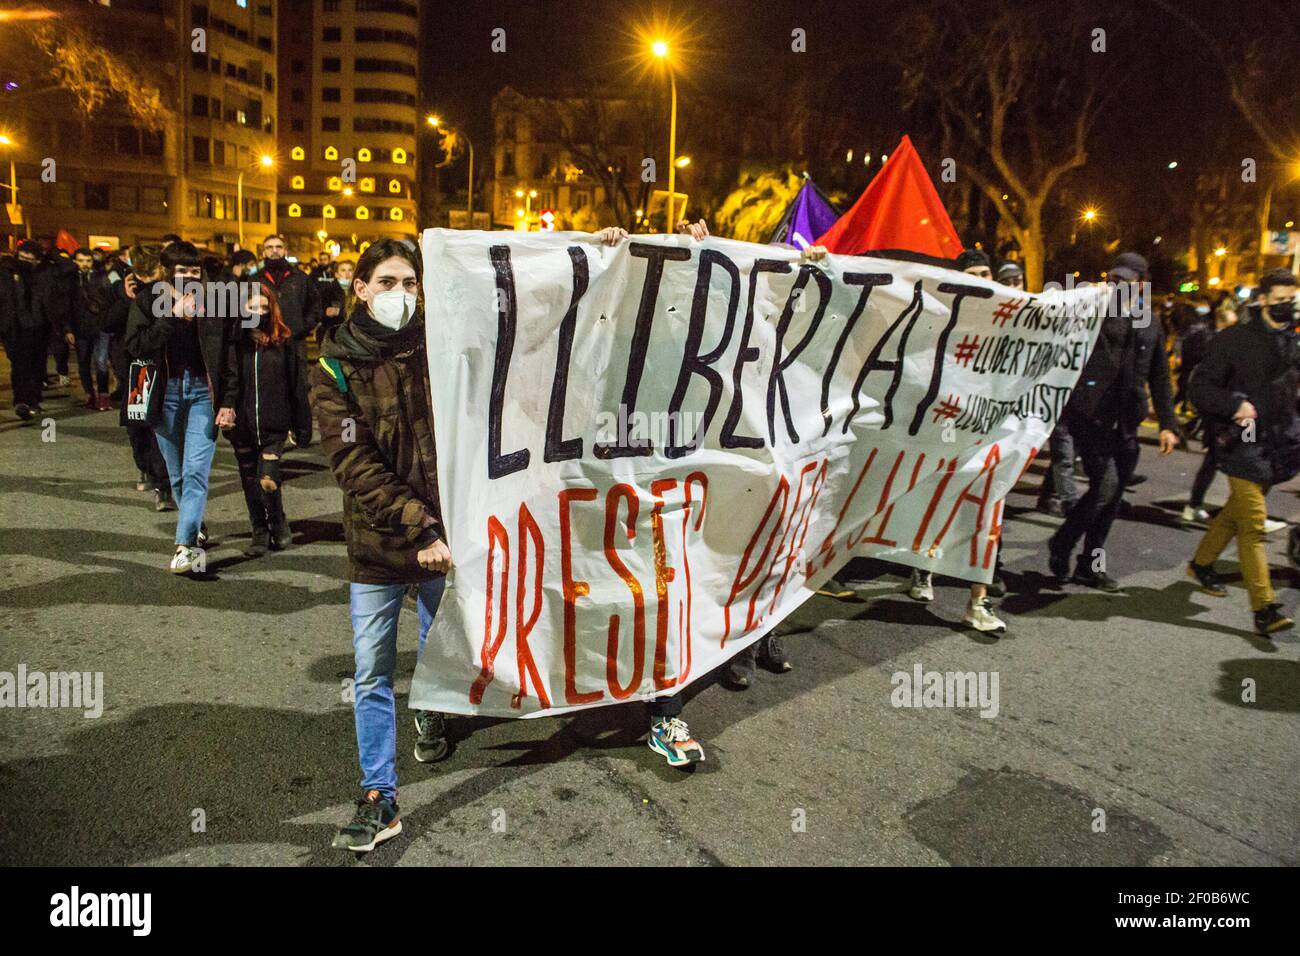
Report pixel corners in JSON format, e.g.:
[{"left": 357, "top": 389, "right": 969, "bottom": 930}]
[{"left": 1193, "top": 475, "right": 1275, "bottom": 611}]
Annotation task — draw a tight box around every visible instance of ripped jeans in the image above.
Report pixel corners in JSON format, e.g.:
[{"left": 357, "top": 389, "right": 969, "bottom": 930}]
[{"left": 229, "top": 431, "right": 286, "bottom": 530}]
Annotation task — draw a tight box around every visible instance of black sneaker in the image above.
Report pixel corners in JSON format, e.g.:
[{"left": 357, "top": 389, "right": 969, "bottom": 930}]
[
  {"left": 196, "top": 523, "right": 210, "bottom": 548},
  {"left": 269, "top": 519, "right": 291, "bottom": 551},
  {"left": 756, "top": 632, "right": 792, "bottom": 673},
  {"left": 1253, "top": 604, "right": 1294, "bottom": 637},
  {"left": 1072, "top": 567, "right": 1122, "bottom": 592},
  {"left": 413, "top": 711, "right": 450, "bottom": 763},
  {"left": 14, "top": 403, "right": 33, "bottom": 421},
  {"left": 987, "top": 574, "right": 1007, "bottom": 598},
  {"left": 1047, "top": 539, "right": 1071, "bottom": 584},
  {"left": 1187, "top": 561, "right": 1227, "bottom": 597},
  {"left": 722, "top": 645, "right": 757, "bottom": 689},
  {"left": 332, "top": 789, "right": 402, "bottom": 852},
  {"left": 244, "top": 528, "right": 270, "bottom": 557},
  {"left": 153, "top": 489, "right": 175, "bottom": 512}
]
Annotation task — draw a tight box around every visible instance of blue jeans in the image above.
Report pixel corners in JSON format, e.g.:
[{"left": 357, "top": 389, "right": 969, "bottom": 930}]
[
  {"left": 350, "top": 578, "right": 445, "bottom": 800},
  {"left": 153, "top": 370, "right": 217, "bottom": 547}
]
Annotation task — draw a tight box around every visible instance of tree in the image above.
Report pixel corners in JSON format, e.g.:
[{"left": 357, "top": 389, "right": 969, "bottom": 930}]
[
  {"left": 1151, "top": 0, "right": 1300, "bottom": 278},
  {"left": 712, "top": 168, "right": 802, "bottom": 243},
  {"left": 19, "top": 21, "right": 171, "bottom": 131},
  {"left": 888, "top": 0, "right": 1125, "bottom": 289}
]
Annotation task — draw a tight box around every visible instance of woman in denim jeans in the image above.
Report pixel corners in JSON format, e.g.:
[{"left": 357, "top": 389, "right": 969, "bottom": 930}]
[{"left": 125, "top": 241, "right": 237, "bottom": 573}]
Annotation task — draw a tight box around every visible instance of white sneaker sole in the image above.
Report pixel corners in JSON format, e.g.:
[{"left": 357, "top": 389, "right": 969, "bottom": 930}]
[
  {"left": 963, "top": 615, "right": 1006, "bottom": 633},
  {"left": 908, "top": 589, "right": 934, "bottom": 602},
  {"left": 344, "top": 818, "right": 402, "bottom": 853}
]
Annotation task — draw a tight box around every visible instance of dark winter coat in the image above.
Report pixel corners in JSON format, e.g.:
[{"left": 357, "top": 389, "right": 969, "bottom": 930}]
[
  {"left": 1189, "top": 310, "right": 1300, "bottom": 486},
  {"left": 310, "top": 312, "right": 442, "bottom": 584},
  {"left": 1064, "top": 303, "right": 1178, "bottom": 435},
  {"left": 259, "top": 262, "right": 322, "bottom": 340},
  {"left": 228, "top": 332, "right": 307, "bottom": 447}
]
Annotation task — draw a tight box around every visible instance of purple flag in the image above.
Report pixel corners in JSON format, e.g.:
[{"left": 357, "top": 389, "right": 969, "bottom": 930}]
[{"left": 771, "top": 180, "right": 841, "bottom": 249}]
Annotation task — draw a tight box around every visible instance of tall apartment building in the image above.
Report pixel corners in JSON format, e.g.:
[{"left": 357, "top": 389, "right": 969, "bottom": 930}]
[
  {"left": 275, "top": 0, "right": 420, "bottom": 258},
  {"left": 0, "top": 0, "right": 277, "bottom": 252}
]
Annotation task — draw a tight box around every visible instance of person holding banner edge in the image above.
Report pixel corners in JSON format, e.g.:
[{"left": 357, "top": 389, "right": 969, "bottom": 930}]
[{"left": 907, "top": 248, "right": 1007, "bottom": 634}]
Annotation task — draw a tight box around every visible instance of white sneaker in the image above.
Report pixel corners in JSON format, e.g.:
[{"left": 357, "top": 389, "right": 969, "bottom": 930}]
[
  {"left": 169, "top": 546, "right": 197, "bottom": 574},
  {"left": 1181, "top": 505, "right": 1210, "bottom": 523},
  {"left": 908, "top": 569, "right": 934, "bottom": 602},
  {"left": 963, "top": 598, "right": 1006, "bottom": 634}
]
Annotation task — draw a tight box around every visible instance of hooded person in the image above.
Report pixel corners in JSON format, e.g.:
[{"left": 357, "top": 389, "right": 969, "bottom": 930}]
[{"left": 1048, "top": 252, "right": 1179, "bottom": 592}]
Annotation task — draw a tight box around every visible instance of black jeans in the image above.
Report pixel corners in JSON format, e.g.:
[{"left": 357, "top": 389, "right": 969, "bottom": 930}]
[
  {"left": 127, "top": 423, "right": 170, "bottom": 491},
  {"left": 1052, "top": 421, "right": 1140, "bottom": 565},
  {"left": 1037, "top": 422, "right": 1077, "bottom": 507},
  {"left": 7, "top": 324, "right": 49, "bottom": 408},
  {"left": 1189, "top": 421, "right": 1218, "bottom": 509},
  {"left": 648, "top": 692, "right": 682, "bottom": 719},
  {"left": 230, "top": 432, "right": 287, "bottom": 530}
]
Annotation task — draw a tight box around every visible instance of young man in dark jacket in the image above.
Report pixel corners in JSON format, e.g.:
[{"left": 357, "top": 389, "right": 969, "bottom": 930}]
[
  {"left": 71, "top": 248, "right": 116, "bottom": 410},
  {"left": 258, "top": 234, "right": 320, "bottom": 447},
  {"left": 1187, "top": 268, "right": 1300, "bottom": 635},
  {"left": 1048, "top": 253, "right": 1179, "bottom": 591}
]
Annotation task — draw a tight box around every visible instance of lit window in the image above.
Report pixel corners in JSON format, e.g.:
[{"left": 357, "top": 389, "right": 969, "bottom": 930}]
[
  {"left": 328, "top": 176, "right": 342, "bottom": 191},
  {"left": 324, "top": 146, "right": 339, "bottom": 161},
  {"left": 357, "top": 148, "right": 372, "bottom": 162},
  {"left": 356, "top": 206, "right": 370, "bottom": 220},
  {"left": 287, "top": 203, "right": 301, "bottom": 218},
  {"left": 323, "top": 204, "right": 336, "bottom": 219},
  {"left": 360, "top": 177, "right": 375, "bottom": 193},
  {"left": 290, "top": 146, "right": 305, "bottom": 161},
  {"left": 290, "top": 175, "right": 304, "bottom": 190},
  {"left": 388, "top": 179, "right": 401, "bottom": 194},
  {"left": 390, "top": 207, "right": 404, "bottom": 221},
  {"left": 359, "top": 241, "right": 371, "bottom": 255},
  {"left": 392, "top": 147, "right": 407, "bottom": 164}
]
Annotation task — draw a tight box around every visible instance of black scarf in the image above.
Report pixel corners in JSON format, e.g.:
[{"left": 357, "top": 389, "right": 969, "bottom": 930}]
[{"left": 347, "top": 301, "right": 424, "bottom": 353}]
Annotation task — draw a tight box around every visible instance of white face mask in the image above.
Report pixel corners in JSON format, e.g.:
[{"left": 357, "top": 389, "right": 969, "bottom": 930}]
[
  {"left": 337, "top": 276, "right": 350, "bottom": 287},
  {"left": 368, "top": 288, "right": 417, "bottom": 330}
]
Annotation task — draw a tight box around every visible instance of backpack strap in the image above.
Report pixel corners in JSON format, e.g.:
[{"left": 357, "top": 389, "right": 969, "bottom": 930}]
[{"left": 318, "top": 355, "right": 348, "bottom": 394}]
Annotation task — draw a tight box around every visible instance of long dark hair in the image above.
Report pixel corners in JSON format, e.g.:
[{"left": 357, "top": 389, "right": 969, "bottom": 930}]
[{"left": 347, "top": 239, "right": 421, "bottom": 318}]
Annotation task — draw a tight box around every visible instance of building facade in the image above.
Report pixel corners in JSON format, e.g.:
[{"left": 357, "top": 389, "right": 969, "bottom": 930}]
[
  {"left": 275, "top": 0, "right": 420, "bottom": 259},
  {"left": 490, "top": 87, "right": 646, "bottom": 232},
  {"left": 0, "top": 0, "right": 277, "bottom": 253}
]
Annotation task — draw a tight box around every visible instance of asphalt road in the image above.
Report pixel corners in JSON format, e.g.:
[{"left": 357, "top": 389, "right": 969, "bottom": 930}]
[{"left": 1, "top": 381, "right": 1297, "bottom": 867}]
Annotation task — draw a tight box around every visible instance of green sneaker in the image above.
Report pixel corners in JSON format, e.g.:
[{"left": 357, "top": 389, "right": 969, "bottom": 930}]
[{"left": 332, "top": 789, "right": 402, "bottom": 852}]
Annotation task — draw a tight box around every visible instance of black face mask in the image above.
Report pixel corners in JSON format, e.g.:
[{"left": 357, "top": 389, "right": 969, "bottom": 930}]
[{"left": 1267, "top": 301, "right": 1296, "bottom": 327}]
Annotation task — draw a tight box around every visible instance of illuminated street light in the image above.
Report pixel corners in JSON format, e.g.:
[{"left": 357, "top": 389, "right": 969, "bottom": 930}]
[
  {"left": 237, "top": 154, "right": 275, "bottom": 247},
  {"left": 1082, "top": 208, "right": 1098, "bottom": 222},
  {"left": 427, "top": 115, "right": 439, "bottom": 128},
  {"left": 675, "top": 156, "right": 690, "bottom": 168},
  {"left": 1214, "top": 246, "right": 1226, "bottom": 257},
  {"left": 648, "top": 37, "right": 679, "bottom": 228},
  {"left": 1167, "top": 161, "right": 1178, "bottom": 169}
]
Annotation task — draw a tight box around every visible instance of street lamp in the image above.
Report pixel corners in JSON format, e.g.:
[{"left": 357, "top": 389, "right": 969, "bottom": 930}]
[
  {"left": 428, "top": 112, "right": 476, "bottom": 222},
  {"left": 237, "top": 153, "right": 275, "bottom": 248},
  {"left": 651, "top": 38, "right": 679, "bottom": 230}
]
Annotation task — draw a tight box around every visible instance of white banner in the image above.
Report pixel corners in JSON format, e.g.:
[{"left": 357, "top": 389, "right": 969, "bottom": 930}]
[{"left": 413, "top": 229, "right": 1108, "bottom": 717}]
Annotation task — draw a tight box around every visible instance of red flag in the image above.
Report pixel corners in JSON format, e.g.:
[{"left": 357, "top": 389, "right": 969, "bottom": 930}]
[
  {"left": 55, "top": 228, "right": 80, "bottom": 255},
  {"left": 816, "top": 135, "right": 961, "bottom": 260}
]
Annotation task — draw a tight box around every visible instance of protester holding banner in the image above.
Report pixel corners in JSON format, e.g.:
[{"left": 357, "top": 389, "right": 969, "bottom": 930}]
[
  {"left": 124, "top": 241, "right": 237, "bottom": 573},
  {"left": 311, "top": 238, "right": 453, "bottom": 852},
  {"left": 908, "top": 248, "right": 1007, "bottom": 633},
  {"left": 224, "top": 287, "right": 303, "bottom": 557},
  {"left": 1048, "top": 253, "right": 1179, "bottom": 591}
]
